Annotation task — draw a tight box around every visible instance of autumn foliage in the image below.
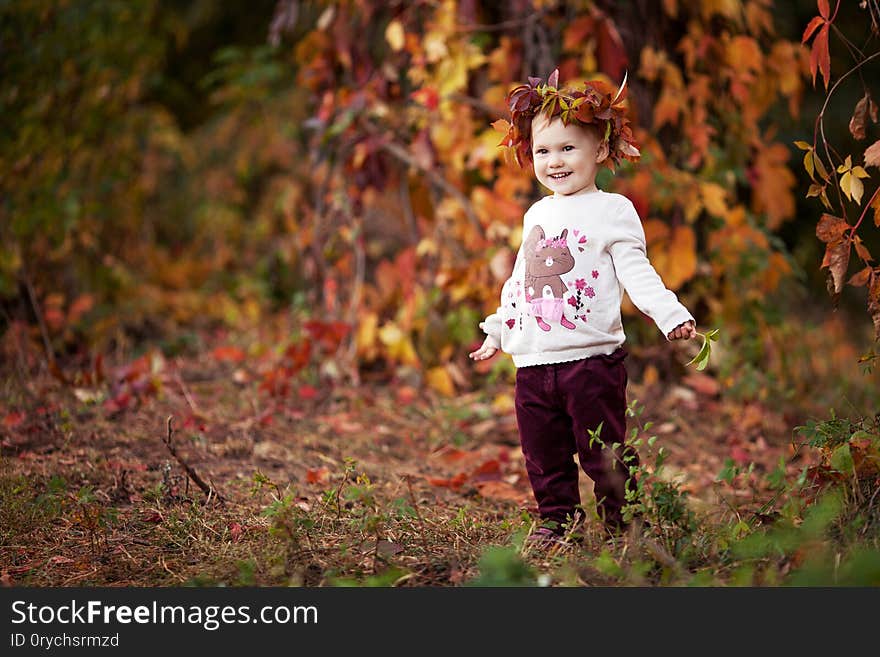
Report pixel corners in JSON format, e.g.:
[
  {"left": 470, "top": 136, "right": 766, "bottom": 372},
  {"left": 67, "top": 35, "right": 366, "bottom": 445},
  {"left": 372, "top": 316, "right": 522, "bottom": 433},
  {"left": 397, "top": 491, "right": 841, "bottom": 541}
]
[
  {"left": 0, "top": 0, "right": 877, "bottom": 399},
  {"left": 799, "top": 0, "right": 880, "bottom": 348}
]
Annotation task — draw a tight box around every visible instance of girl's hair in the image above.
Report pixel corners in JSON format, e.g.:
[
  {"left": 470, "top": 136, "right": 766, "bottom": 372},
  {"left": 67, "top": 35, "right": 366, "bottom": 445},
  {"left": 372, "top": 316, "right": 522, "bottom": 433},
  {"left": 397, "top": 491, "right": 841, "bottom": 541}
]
[{"left": 499, "top": 68, "right": 640, "bottom": 171}]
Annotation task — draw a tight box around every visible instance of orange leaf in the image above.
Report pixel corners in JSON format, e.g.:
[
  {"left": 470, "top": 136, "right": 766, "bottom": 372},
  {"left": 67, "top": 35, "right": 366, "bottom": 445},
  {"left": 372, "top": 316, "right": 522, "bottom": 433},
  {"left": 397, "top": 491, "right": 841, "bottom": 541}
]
[
  {"left": 848, "top": 266, "right": 872, "bottom": 287},
  {"left": 750, "top": 142, "right": 796, "bottom": 229},
  {"left": 563, "top": 16, "right": 594, "bottom": 51},
  {"left": 474, "top": 480, "right": 527, "bottom": 502},
  {"left": 306, "top": 467, "right": 330, "bottom": 484},
  {"left": 491, "top": 118, "right": 511, "bottom": 134},
  {"left": 642, "top": 220, "right": 697, "bottom": 290},
  {"left": 3, "top": 411, "right": 25, "bottom": 428},
  {"left": 67, "top": 294, "right": 95, "bottom": 324},
  {"left": 854, "top": 236, "right": 873, "bottom": 262},
  {"left": 818, "top": 0, "right": 830, "bottom": 19},
  {"left": 213, "top": 346, "right": 245, "bottom": 363}
]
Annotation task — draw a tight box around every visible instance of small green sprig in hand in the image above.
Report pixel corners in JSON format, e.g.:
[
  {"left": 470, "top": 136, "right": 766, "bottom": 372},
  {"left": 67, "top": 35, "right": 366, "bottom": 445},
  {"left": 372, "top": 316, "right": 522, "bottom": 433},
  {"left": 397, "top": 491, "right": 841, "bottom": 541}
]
[{"left": 686, "top": 328, "right": 720, "bottom": 371}]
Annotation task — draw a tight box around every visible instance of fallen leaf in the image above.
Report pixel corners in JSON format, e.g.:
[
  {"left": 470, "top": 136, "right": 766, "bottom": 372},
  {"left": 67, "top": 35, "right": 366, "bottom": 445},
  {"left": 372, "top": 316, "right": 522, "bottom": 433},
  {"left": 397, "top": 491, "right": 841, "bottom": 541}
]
[
  {"left": 48, "top": 556, "right": 75, "bottom": 566},
  {"left": 3, "top": 411, "right": 25, "bottom": 428},
  {"left": 474, "top": 480, "right": 527, "bottom": 501},
  {"left": 682, "top": 372, "right": 720, "bottom": 397},
  {"left": 299, "top": 385, "right": 318, "bottom": 400},
  {"left": 213, "top": 345, "right": 246, "bottom": 363},
  {"left": 306, "top": 467, "right": 330, "bottom": 484},
  {"left": 427, "top": 472, "right": 468, "bottom": 489}
]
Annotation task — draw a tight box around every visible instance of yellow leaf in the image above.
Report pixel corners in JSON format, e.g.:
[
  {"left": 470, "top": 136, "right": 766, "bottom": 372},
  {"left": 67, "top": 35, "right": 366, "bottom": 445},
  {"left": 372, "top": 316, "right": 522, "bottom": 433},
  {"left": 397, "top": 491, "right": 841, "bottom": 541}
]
[
  {"left": 426, "top": 366, "right": 455, "bottom": 397},
  {"left": 804, "top": 150, "right": 814, "bottom": 180},
  {"left": 356, "top": 311, "right": 379, "bottom": 360},
  {"left": 378, "top": 322, "right": 419, "bottom": 366},
  {"left": 852, "top": 166, "right": 870, "bottom": 179},
  {"left": 794, "top": 141, "right": 812, "bottom": 151},
  {"left": 851, "top": 174, "right": 864, "bottom": 205},
  {"left": 385, "top": 20, "right": 405, "bottom": 52},
  {"left": 423, "top": 31, "right": 448, "bottom": 63},
  {"left": 837, "top": 155, "right": 853, "bottom": 174},
  {"left": 840, "top": 171, "right": 852, "bottom": 201},
  {"left": 700, "top": 182, "right": 728, "bottom": 217},
  {"left": 492, "top": 393, "right": 515, "bottom": 413}
]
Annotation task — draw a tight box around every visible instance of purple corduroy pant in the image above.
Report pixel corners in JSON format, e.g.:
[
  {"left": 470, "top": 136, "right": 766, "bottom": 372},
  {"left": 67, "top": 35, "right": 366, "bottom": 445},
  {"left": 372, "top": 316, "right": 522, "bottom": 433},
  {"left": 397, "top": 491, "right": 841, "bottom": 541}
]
[{"left": 514, "top": 348, "right": 638, "bottom": 532}]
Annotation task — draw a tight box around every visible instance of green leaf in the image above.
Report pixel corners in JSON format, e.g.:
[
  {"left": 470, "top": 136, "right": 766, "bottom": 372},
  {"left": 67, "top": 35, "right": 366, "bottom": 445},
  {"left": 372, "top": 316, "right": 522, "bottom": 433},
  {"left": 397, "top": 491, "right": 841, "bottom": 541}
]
[
  {"left": 830, "top": 443, "right": 854, "bottom": 474},
  {"left": 686, "top": 328, "right": 720, "bottom": 370}
]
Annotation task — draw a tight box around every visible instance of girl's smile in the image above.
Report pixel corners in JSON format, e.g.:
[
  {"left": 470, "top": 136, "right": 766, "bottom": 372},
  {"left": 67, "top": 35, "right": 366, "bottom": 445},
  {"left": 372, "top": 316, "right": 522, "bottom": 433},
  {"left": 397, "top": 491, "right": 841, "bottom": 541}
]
[{"left": 531, "top": 116, "right": 609, "bottom": 196}]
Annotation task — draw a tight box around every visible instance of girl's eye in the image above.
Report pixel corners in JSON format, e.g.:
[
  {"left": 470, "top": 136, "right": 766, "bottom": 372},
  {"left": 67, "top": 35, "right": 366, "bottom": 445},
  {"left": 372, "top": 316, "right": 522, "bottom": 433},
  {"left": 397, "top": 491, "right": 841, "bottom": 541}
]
[
  {"left": 535, "top": 148, "right": 547, "bottom": 155},
  {"left": 563, "top": 145, "right": 574, "bottom": 151}
]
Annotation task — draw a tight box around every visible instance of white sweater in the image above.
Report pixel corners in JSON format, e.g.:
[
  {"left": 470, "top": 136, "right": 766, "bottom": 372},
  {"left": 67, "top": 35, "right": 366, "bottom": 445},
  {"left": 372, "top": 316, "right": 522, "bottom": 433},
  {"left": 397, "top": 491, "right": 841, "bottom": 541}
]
[{"left": 481, "top": 190, "right": 695, "bottom": 367}]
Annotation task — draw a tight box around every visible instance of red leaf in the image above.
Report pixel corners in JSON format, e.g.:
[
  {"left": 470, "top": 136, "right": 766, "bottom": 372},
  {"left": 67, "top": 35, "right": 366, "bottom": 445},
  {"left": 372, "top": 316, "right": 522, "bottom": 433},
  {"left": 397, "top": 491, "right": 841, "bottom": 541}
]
[
  {"left": 299, "top": 385, "right": 318, "bottom": 400},
  {"left": 427, "top": 472, "right": 468, "bottom": 489},
  {"left": 411, "top": 87, "right": 439, "bottom": 111},
  {"left": 731, "top": 446, "right": 751, "bottom": 465},
  {"left": 818, "top": 0, "right": 830, "bottom": 19},
  {"left": 284, "top": 340, "right": 312, "bottom": 372},
  {"left": 229, "top": 523, "right": 244, "bottom": 542},
  {"left": 3, "top": 411, "right": 25, "bottom": 428},
  {"left": 812, "top": 25, "right": 830, "bottom": 89},
  {"left": 213, "top": 346, "right": 245, "bottom": 363},
  {"left": 802, "top": 16, "right": 825, "bottom": 43},
  {"left": 473, "top": 459, "right": 501, "bottom": 476},
  {"left": 304, "top": 320, "right": 350, "bottom": 353},
  {"left": 596, "top": 16, "right": 627, "bottom": 81}
]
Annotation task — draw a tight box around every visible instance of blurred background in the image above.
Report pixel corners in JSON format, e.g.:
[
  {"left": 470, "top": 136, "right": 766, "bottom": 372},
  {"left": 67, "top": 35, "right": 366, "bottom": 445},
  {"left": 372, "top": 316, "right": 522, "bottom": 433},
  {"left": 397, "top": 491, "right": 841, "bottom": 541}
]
[{"left": 2, "top": 0, "right": 878, "bottom": 417}]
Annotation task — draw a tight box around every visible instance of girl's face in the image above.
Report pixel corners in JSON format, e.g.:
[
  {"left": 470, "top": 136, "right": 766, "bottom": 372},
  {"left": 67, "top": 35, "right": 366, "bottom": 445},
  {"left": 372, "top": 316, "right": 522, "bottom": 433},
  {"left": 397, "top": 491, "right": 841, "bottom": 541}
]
[{"left": 531, "top": 116, "right": 609, "bottom": 196}]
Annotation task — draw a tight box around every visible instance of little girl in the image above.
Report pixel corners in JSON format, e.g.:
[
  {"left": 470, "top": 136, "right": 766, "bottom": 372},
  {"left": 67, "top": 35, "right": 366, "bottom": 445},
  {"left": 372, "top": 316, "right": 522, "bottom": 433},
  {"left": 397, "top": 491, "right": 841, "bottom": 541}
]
[{"left": 469, "top": 70, "right": 696, "bottom": 541}]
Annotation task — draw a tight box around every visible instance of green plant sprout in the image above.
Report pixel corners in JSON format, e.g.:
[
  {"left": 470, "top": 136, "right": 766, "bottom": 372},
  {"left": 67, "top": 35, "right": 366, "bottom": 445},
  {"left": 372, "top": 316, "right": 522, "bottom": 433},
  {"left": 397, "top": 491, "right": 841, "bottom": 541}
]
[{"left": 686, "top": 328, "right": 720, "bottom": 371}]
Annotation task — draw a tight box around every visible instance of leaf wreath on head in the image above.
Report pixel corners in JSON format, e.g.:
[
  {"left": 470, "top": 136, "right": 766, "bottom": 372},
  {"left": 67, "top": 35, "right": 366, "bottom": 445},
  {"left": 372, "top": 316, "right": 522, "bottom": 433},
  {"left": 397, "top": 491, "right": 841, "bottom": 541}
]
[{"left": 493, "top": 68, "right": 641, "bottom": 171}]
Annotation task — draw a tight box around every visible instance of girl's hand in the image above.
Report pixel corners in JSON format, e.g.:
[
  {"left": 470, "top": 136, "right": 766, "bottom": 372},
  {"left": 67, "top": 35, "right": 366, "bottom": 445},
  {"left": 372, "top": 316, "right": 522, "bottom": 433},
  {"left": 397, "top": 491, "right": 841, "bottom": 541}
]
[
  {"left": 469, "top": 334, "right": 500, "bottom": 361},
  {"left": 667, "top": 320, "right": 697, "bottom": 341}
]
